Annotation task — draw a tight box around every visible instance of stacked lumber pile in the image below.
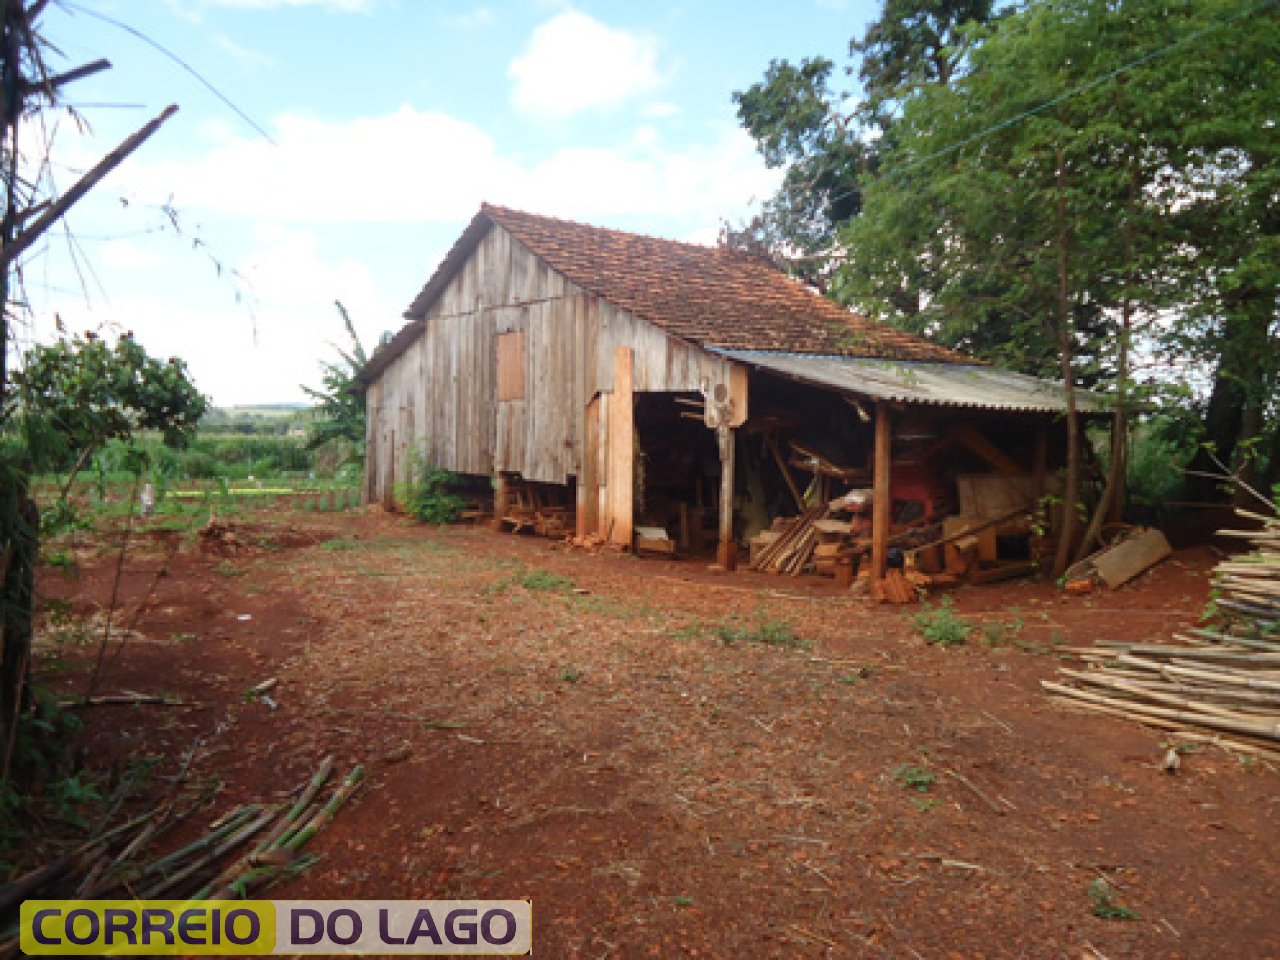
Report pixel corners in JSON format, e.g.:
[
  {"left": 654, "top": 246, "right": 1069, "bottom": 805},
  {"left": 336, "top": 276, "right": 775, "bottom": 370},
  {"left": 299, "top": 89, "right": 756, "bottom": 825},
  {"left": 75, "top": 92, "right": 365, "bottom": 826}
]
[
  {"left": 812, "top": 518, "right": 859, "bottom": 576},
  {"left": 1210, "top": 509, "right": 1280, "bottom": 626},
  {"left": 0, "top": 758, "right": 361, "bottom": 951},
  {"left": 750, "top": 506, "right": 826, "bottom": 575},
  {"left": 1044, "top": 511, "right": 1280, "bottom": 761},
  {"left": 873, "top": 569, "right": 918, "bottom": 604}
]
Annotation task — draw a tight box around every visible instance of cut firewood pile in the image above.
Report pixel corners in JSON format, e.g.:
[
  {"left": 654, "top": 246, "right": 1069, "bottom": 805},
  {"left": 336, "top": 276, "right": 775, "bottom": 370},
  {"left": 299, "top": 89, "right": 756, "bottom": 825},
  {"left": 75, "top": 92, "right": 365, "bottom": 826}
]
[
  {"left": 0, "top": 758, "right": 361, "bottom": 955},
  {"left": 749, "top": 505, "right": 829, "bottom": 575},
  {"left": 1044, "top": 510, "right": 1280, "bottom": 762},
  {"left": 496, "top": 477, "right": 573, "bottom": 538}
]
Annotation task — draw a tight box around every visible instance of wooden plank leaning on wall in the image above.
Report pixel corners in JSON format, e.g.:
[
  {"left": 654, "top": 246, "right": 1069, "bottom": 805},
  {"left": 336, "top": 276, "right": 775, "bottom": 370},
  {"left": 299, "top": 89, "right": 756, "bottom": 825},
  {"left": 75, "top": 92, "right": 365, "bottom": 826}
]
[{"left": 605, "top": 347, "right": 635, "bottom": 546}]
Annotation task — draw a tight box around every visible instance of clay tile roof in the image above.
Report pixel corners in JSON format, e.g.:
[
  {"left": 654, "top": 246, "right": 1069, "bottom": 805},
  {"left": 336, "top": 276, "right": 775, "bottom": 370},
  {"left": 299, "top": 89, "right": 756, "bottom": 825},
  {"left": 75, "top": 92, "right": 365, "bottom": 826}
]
[
  {"left": 479, "top": 204, "right": 967, "bottom": 364},
  {"left": 365, "top": 204, "right": 969, "bottom": 387}
]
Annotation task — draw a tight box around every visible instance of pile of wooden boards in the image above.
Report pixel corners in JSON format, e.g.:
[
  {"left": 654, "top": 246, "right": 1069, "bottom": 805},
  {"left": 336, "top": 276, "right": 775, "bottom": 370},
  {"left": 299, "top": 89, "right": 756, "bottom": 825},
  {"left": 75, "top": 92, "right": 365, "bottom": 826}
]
[
  {"left": 749, "top": 506, "right": 827, "bottom": 575},
  {"left": 1044, "top": 509, "right": 1280, "bottom": 761},
  {"left": 1209, "top": 509, "right": 1280, "bottom": 625},
  {"left": 873, "top": 569, "right": 918, "bottom": 603},
  {"left": 903, "top": 508, "right": 1037, "bottom": 586},
  {"left": 1063, "top": 526, "right": 1173, "bottom": 591},
  {"left": 812, "top": 519, "right": 861, "bottom": 576},
  {"left": 496, "top": 478, "right": 573, "bottom": 537}
]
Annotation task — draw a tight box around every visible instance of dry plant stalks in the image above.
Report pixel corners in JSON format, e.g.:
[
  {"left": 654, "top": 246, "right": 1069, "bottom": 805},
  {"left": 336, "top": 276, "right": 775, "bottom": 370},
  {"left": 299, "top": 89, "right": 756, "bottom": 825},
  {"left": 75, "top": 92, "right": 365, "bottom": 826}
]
[{"left": 0, "top": 756, "right": 362, "bottom": 952}]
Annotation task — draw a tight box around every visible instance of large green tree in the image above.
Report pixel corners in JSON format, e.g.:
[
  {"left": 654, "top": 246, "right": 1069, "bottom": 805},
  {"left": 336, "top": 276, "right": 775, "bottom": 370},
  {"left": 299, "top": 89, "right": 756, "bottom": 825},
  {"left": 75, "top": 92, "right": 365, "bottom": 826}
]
[
  {"left": 14, "top": 332, "right": 207, "bottom": 485},
  {"left": 3, "top": 332, "right": 205, "bottom": 767},
  {"left": 1160, "top": 0, "right": 1280, "bottom": 501},
  {"left": 837, "top": 0, "right": 1279, "bottom": 566},
  {"left": 730, "top": 0, "right": 993, "bottom": 290}
]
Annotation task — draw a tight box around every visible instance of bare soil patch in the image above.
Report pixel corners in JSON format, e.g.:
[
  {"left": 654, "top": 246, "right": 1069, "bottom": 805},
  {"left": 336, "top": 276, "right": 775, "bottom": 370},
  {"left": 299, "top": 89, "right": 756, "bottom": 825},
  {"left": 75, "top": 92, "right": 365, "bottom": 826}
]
[{"left": 28, "top": 511, "right": 1280, "bottom": 958}]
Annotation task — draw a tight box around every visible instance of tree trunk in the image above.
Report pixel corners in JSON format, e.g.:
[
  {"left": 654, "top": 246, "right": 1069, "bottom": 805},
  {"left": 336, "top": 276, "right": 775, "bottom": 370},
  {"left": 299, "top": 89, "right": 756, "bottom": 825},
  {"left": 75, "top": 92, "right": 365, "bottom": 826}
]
[
  {"left": 0, "top": 477, "right": 37, "bottom": 785},
  {"left": 1233, "top": 401, "right": 1264, "bottom": 508},
  {"left": 1185, "top": 366, "right": 1243, "bottom": 502},
  {"left": 1075, "top": 299, "right": 1131, "bottom": 562},
  {"left": 1052, "top": 154, "right": 1080, "bottom": 580}
]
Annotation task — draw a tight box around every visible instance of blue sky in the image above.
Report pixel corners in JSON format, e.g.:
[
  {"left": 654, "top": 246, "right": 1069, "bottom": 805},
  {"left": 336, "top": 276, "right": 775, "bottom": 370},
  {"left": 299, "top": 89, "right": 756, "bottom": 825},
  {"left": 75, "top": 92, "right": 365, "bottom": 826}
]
[{"left": 21, "top": 0, "right": 879, "bottom": 404}]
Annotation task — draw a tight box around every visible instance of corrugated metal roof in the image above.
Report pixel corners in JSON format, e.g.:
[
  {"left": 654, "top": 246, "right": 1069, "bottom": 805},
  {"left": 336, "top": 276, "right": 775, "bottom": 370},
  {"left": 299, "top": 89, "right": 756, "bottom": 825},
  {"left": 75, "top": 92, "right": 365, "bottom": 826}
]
[{"left": 714, "top": 350, "right": 1109, "bottom": 415}]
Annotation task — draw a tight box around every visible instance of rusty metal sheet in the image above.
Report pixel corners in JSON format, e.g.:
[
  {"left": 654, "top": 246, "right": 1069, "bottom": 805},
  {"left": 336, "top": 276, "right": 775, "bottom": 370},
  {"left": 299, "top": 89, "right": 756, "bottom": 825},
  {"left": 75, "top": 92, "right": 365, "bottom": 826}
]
[{"left": 714, "top": 350, "right": 1108, "bottom": 415}]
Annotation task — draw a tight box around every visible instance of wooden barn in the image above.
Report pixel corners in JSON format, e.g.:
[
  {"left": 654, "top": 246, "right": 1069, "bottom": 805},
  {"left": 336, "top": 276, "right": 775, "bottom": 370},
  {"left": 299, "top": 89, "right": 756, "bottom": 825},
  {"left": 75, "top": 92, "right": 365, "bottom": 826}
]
[{"left": 358, "top": 204, "right": 1103, "bottom": 588}]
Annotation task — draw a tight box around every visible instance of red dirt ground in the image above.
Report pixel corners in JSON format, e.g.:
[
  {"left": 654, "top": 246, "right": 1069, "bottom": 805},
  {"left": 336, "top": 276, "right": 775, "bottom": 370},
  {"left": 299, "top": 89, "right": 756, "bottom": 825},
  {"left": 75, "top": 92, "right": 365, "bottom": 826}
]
[{"left": 28, "top": 509, "right": 1280, "bottom": 958}]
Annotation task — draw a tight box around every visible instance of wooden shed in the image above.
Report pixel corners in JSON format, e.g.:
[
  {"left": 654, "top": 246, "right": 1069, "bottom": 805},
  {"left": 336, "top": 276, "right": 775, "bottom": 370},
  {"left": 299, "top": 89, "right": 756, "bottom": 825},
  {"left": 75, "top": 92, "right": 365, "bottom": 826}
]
[{"left": 358, "top": 204, "right": 1102, "bottom": 583}]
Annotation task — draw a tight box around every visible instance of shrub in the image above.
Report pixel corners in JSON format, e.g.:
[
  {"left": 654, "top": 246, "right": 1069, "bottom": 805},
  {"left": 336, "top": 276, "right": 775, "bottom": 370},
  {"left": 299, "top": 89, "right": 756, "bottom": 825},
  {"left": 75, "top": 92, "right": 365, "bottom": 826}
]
[
  {"left": 912, "top": 597, "right": 972, "bottom": 647},
  {"left": 516, "top": 569, "right": 575, "bottom": 592},
  {"left": 713, "top": 610, "right": 808, "bottom": 649},
  {"left": 1088, "top": 879, "right": 1138, "bottom": 921},
  {"left": 893, "top": 763, "right": 936, "bottom": 792},
  {"left": 398, "top": 454, "right": 464, "bottom": 525}
]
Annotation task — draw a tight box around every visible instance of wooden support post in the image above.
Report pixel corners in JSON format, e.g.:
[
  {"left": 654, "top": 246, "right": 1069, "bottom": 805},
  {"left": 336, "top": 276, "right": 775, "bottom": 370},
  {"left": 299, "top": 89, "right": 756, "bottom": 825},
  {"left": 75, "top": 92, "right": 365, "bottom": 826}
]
[
  {"left": 606, "top": 348, "right": 635, "bottom": 547},
  {"left": 580, "top": 395, "right": 602, "bottom": 539},
  {"left": 872, "top": 403, "right": 892, "bottom": 580},
  {"left": 716, "top": 423, "right": 737, "bottom": 570},
  {"left": 492, "top": 473, "right": 508, "bottom": 532},
  {"left": 383, "top": 428, "right": 396, "bottom": 511}
]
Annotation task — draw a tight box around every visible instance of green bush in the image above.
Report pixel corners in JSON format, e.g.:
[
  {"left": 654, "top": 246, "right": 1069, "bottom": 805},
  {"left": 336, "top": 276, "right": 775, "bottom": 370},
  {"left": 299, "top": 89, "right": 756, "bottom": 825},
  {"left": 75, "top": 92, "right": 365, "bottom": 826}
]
[
  {"left": 1125, "top": 416, "right": 1198, "bottom": 510},
  {"left": 893, "top": 763, "right": 936, "bottom": 792},
  {"left": 912, "top": 597, "right": 972, "bottom": 647},
  {"left": 713, "top": 610, "right": 808, "bottom": 649},
  {"left": 516, "top": 569, "right": 575, "bottom": 592},
  {"left": 398, "top": 454, "right": 464, "bottom": 525}
]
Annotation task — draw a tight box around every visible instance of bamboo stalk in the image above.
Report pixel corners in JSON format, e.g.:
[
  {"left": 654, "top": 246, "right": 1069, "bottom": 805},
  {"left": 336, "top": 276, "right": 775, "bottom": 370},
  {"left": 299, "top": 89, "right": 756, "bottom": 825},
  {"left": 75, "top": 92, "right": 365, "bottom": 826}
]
[
  {"left": 139, "top": 805, "right": 260, "bottom": 879},
  {"left": 1047, "top": 693, "right": 1280, "bottom": 762},
  {"left": 212, "top": 766, "right": 363, "bottom": 900},
  {"left": 1153, "top": 660, "right": 1280, "bottom": 692},
  {"left": 1112, "top": 646, "right": 1280, "bottom": 664},
  {"left": 282, "top": 766, "right": 363, "bottom": 851},
  {"left": 140, "top": 804, "right": 279, "bottom": 899},
  {"left": 1042, "top": 680, "right": 1280, "bottom": 740},
  {"left": 1057, "top": 668, "right": 1276, "bottom": 723},
  {"left": 1181, "top": 630, "right": 1280, "bottom": 652},
  {"left": 196, "top": 758, "right": 334, "bottom": 899}
]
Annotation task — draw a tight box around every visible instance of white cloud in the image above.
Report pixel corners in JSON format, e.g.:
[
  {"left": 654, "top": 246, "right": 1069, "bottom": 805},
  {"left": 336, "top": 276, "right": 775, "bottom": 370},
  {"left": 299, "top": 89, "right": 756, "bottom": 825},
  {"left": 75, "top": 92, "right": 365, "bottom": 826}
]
[
  {"left": 204, "top": 0, "right": 375, "bottom": 10},
  {"left": 448, "top": 7, "right": 494, "bottom": 29},
  {"left": 214, "top": 33, "right": 276, "bottom": 72},
  {"left": 113, "top": 105, "right": 779, "bottom": 229},
  {"left": 47, "top": 104, "right": 781, "bottom": 404},
  {"left": 511, "top": 126, "right": 780, "bottom": 223},
  {"left": 98, "top": 239, "right": 166, "bottom": 272},
  {"left": 508, "top": 9, "right": 663, "bottom": 119},
  {"left": 165, "top": 0, "right": 374, "bottom": 18},
  {"left": 115, "top": 107, "right": 515, "bottom": 223},
  {"left": 240, "top": 223, "right": 380, "bottom": 311},
  {"left": 34, "top": 225, "right": 396, "bottom": 405},
  {"left": 642, "top": 102, "right": 681, "bottom": 119}
]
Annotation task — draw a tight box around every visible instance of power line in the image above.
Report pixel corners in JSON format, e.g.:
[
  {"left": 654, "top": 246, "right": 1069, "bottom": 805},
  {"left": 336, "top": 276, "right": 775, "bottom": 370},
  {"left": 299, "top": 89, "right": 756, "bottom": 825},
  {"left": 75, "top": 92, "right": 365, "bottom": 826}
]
[
  {"left": 887, "top": 0, "right": 1279, "bottom": 179},
  {"left": 803, "top": 0, "right": 1277, "bottom": 221},
  {"left": 60, "top": 1, "right": 276, "bottom": 146}
]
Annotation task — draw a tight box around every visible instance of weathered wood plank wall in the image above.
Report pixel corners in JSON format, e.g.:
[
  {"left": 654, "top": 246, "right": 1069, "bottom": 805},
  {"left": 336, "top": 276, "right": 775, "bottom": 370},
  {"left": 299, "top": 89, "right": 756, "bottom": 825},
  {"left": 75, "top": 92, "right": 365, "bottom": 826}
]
[{"left": 365, "top": 222, "right": 741, "bottom": 511}]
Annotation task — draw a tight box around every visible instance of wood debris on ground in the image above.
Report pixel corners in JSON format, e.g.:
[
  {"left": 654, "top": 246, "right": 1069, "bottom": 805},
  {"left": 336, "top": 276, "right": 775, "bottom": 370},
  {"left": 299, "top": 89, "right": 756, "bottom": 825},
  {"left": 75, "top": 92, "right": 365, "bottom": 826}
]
[
  {"left": 749, "top": 506, "right": 828, "bottom": 575},
  {"left": 198, "top": 513, "right": 243, "bottom": 554},
  {"left": 0, "top": 757, "right": 361, "bottom": 956},
  {"left": 1044, "top": 509, "right": 1280, "bottom": 761}
]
